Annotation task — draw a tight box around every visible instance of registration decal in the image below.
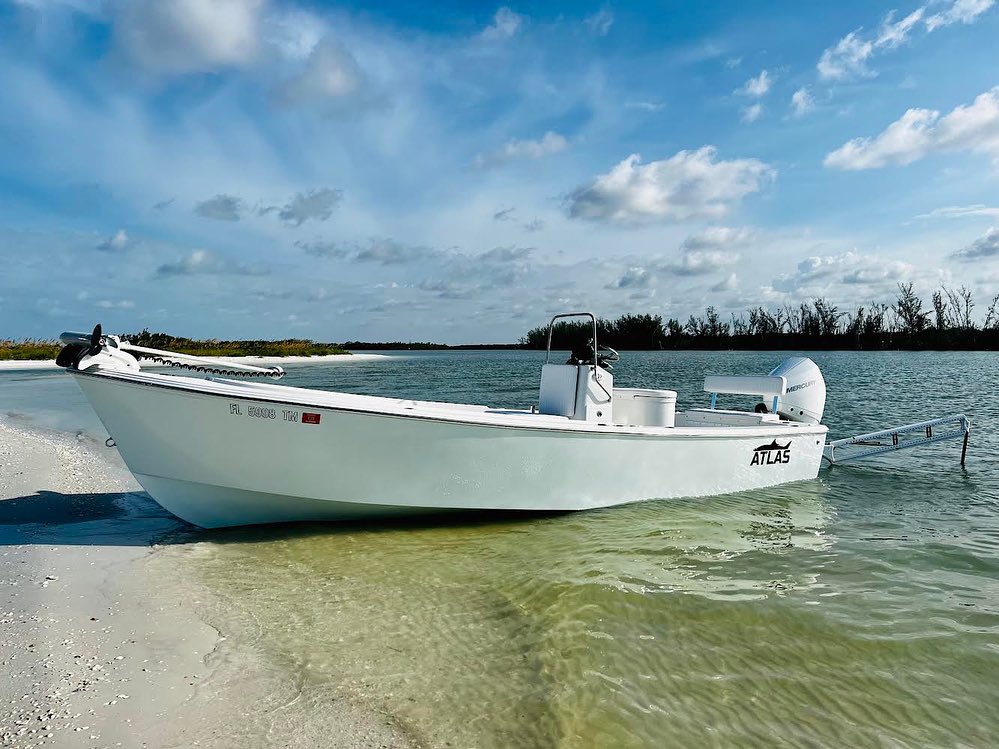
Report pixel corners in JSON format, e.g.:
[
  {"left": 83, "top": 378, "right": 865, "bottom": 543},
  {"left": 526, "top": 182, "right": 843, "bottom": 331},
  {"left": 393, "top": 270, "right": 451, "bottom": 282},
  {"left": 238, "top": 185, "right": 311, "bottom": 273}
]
[{"left": 227, "top": 403, "right": 320, "bottom": 425}]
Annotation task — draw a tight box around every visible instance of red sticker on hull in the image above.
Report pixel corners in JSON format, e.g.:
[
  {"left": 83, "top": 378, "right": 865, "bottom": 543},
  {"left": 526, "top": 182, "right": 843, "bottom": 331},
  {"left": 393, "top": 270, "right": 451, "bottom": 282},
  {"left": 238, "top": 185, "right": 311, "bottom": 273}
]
[{"left": 302, "top": 412, "right": 321, "bottom": 425}]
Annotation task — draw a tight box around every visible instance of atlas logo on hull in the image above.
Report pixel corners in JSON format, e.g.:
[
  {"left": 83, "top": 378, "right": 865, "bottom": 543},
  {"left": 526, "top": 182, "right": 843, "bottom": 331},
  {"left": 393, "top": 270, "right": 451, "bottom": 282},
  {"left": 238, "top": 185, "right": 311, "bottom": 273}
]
[{"left": 751, "top": 440, "right": 791, "bottom": 466}]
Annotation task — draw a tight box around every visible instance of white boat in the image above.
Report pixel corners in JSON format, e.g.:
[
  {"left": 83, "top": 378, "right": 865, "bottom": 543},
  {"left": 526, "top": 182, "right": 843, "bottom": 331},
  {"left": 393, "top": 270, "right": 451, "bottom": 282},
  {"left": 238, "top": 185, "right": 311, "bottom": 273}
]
[{"left": 56, "top": 313, "right": 969, "bottom": 529}]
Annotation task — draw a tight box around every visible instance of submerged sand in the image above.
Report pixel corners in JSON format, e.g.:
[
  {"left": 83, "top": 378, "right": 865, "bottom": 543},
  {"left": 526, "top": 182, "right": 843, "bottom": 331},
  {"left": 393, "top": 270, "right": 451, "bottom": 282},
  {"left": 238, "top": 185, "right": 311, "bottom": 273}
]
[{"left": 0, "top": 420, "right": 415, "bottom": 748}]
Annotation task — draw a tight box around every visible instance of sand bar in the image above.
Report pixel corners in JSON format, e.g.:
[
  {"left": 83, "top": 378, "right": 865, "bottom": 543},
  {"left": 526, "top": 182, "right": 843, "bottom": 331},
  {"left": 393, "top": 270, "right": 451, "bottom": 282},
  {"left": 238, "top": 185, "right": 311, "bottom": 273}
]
[{"left": 0, "top": 418, "right": 415, "bottom": 748}]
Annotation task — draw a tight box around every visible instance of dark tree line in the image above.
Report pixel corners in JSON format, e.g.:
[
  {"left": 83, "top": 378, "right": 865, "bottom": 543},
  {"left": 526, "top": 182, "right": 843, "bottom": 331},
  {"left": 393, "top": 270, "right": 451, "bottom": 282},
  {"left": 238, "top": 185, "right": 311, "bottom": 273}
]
[{"left": 521, "top": 284, "right": 999, "bottom": 351}]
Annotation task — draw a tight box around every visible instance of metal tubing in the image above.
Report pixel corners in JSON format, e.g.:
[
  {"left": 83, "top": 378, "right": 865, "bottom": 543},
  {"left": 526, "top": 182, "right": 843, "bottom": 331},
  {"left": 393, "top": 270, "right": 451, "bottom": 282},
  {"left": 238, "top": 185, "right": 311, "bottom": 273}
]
[
  {"left": 120, "top": 343, "right": 284, "bottom": 376},
  {"left": 823, "top": 414, "right": 971, "bottom": 466},
  {"left": 825, "top": 414, "right": 969, "bottom": 448},
  {"left": 544, "top": 312, "right": 598, "bottom": 365}
]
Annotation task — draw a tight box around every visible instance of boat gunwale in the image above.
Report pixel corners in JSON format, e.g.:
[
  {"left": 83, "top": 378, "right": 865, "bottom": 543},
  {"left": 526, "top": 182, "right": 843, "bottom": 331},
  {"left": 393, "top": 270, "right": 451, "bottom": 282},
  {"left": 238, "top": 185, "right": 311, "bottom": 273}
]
[{"left": 69, "top": 368, "right": 829, "bottom": 439}]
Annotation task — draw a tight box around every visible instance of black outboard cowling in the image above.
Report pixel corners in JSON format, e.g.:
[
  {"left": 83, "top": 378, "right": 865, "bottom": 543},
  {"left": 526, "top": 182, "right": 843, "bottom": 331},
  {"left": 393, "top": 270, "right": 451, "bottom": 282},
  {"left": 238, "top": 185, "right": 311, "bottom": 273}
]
[{"left": 56, "top": 324, "right": 103, "bottom": 369}]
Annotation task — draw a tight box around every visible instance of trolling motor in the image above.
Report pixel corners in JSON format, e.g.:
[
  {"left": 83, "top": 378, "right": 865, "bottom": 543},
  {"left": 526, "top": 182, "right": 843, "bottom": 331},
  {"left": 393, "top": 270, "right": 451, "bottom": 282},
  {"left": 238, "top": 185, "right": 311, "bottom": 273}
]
[
  {"left": 55, "top": 323, "right": 101, "bottom": 368},
  {"left": 55, "top": 323, "right": 285, "bottom": 379}
]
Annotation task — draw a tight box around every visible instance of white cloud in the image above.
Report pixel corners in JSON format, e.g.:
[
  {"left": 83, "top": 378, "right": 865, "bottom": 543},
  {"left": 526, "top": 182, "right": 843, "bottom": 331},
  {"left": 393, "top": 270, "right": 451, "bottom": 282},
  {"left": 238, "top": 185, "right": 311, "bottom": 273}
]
[
  {"left": 96, "top": 228, "right": 129, "bottom": 251},
  {"left": 274, "top": 188, "right": 342, "bottom": 226},
  {"left": 296, "top": 240, "right": 345, "bottom": 259},
  {"left": 818, "top": 1, "right": 994, "bottom": 82},
  {"left": 584, "top": 8, "right": 614, "bottom": 36},
  {"left": 741, "top": 103, "right": 763, "bottom": 123},
  {"left": 680, "top": 226, "right": 756, "bottom": 251},
  {"left": 114, "top": 0, "right": 265, "bottom": 74},
  {"left": 605, "top": 229, "right": 748, "bottom": 288},
  {"left": 737, "top": 69, "right": 772, "bottom": 97},
  {"left": 480, "top": 7, "right": 524, "bottom": 41},
  {"left": 768, "top": 250, "right": 915, "bottom": 297},
  {"left": 710, "top": 273, "right": 738, "bottom": 292},
  {"left": 625, "top": 100, "right": 665, "bottom": 112},
  {"left": 194, "top": 194, "right": 244, "bottom": 221},
  {"left": 265, "top": 7, "right": 326, "bottom": 61},
  {"left": 352, "top": 238, "right": 428, "bottom": 265},
  {"left": 668, "top": 249, "right": 740, "bottom": 276},
  {"left": 606, "top": 266, "right": 651, "bottom": 289},
  {"left": 952, "top": 226, "right": 999, "bottom": 260},
  {"left": 474, "top": 131, "right": 568, "bottom": 168},
  {"left": 566, "top": 147, "right": 775, "bottom": 224},
  {"left": 154, "top": 249, "right": 268, "bottom": 278},
  {"left": 926, "top": 0, "right": 995, "bottom": 31},
  {"left": 824, "top": 86, "right": 999, "bottom": 169},
  {"left": 478, "top": 245, "right": 532, "bottom": 262},
  {"left": 876, "top": 8, "right": 926, "bottom": 48},
  {"left": 817, "top": 31, "right": 874, "bottom": 81},
  {"left": 790, "top": 86, "right": 814, "bottom": 117},
  {"left": 917, "top": 204, "right": 999, "bottom": 220},
  {"left": 13, "top": 0, "right": 101, "bottom": 11},
  {"left": 670, "top": 227, "right": 749, "bottom": 274},
  {"left": 96, "top": 299, "right": 135, "bottom": 309},
  {"left": 605, "top": 252, "right": 735, "bottom": 288},
  {"left": 273, "top": 36, "right": 368, "bottom": 106}
]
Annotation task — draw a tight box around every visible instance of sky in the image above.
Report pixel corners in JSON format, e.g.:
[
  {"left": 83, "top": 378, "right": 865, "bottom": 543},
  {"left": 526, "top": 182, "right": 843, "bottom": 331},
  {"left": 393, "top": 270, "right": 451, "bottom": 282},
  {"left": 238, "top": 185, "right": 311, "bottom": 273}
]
[{"left": 1, "top": 0, "right": 998, "bottom": 343}]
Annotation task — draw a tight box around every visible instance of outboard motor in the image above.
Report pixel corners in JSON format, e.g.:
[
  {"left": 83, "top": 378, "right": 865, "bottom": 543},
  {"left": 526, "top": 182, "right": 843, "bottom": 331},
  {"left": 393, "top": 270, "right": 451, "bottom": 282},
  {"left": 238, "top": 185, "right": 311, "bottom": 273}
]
[{"left": 768, "top": 357, "right": 826, "bottom": 424}]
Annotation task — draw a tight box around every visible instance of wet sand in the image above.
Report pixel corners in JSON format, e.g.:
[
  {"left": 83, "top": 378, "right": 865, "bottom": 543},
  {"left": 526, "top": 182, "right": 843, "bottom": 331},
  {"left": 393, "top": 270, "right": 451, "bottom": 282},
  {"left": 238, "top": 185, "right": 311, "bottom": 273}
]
[{"left": 0, "top": 420, "right": 415, "bottom": 748}]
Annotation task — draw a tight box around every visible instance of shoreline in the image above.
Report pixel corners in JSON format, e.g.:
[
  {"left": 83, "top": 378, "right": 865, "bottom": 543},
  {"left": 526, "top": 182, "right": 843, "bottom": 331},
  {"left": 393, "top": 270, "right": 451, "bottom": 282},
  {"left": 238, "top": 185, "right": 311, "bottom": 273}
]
[
  {"left": 0, "top": 419, "right": 215, "bottom": 748},
  {"left": 0, "top": 352, "right": 391, "bottom": 373},
  {"left": 0, "top": 418, "right": 415, "bottom": 748}
]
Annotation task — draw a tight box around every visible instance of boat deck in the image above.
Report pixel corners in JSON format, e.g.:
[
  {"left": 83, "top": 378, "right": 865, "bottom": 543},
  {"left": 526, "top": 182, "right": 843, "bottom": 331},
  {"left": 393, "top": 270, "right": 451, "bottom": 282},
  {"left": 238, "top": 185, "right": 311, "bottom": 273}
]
[{"left": 74, "top": 369, "right": 827, "bottom": 438}]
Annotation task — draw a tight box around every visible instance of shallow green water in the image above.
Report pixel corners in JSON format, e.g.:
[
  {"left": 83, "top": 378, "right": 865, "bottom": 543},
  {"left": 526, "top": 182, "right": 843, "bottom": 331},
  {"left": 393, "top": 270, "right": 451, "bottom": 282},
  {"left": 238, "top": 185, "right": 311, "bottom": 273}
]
[{"left": 4, "top": 351, "right": 999, "bottom": 746}]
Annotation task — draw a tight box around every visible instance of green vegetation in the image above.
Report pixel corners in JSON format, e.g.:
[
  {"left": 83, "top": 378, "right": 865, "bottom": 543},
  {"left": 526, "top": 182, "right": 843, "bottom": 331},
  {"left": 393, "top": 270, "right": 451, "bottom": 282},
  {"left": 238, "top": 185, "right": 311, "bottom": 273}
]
[
  {"left": 125, "top": 330, "right": 349, "bottom": 357},
  {"left": 521, "top": 284, "right": 999, "bottom": 351},
  {"left": 0, "top": 330, "right": 349, "bottom": 361},
  {"left": 0, "top": 339, "right": 62, "bottom": 360},
  {"left": 6, "top": 283, "right": 999, "bottom": 361}
]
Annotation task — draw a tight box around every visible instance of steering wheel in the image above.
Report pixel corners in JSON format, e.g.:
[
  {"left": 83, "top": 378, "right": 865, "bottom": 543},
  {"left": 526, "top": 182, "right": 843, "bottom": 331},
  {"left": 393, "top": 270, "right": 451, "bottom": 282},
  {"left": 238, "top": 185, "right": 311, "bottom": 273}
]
[{"left": 596, "top": 344, "right": 620, "bottom": 369}]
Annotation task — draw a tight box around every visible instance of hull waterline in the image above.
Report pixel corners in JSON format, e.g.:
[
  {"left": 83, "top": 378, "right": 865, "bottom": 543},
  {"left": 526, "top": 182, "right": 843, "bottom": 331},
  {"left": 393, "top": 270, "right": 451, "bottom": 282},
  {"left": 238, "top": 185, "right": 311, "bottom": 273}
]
[{"left": 71, "top": 370, "right": 827, "bottom": 529}]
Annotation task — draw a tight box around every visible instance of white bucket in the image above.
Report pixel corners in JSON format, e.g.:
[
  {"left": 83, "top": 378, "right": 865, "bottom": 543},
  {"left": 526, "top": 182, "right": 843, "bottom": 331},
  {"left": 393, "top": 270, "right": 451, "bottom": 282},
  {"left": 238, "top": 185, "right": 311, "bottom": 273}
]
[{"left": 612, "top": 388, "right": 677, "bottom": 427}]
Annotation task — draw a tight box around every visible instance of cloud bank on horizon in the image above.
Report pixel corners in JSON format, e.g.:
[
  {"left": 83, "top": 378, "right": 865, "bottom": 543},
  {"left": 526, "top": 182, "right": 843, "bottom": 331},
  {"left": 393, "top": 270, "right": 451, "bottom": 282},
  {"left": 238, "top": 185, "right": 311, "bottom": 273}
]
[{"left": 1, "top": 0, "right": 998, "bottom": 342}]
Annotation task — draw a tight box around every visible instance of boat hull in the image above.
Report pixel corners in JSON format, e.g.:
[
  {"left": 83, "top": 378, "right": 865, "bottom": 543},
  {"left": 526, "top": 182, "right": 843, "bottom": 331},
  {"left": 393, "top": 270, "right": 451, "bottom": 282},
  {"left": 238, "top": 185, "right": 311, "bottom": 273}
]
[{"left": 73, "top": 371, "right": 827, "bottom": 528}]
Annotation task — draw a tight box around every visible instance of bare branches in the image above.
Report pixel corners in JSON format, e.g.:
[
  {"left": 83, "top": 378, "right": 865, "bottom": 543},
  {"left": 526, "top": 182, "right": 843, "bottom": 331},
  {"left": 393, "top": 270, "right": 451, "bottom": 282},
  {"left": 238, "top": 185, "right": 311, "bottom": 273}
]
[{"left": 520, "top": 284, "right": 998, "bottom": 349}]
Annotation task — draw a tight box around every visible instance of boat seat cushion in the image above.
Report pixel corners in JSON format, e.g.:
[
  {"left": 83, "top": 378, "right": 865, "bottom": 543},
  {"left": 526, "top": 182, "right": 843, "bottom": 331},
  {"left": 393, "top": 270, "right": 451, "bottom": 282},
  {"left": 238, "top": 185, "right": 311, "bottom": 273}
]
[{"left": 703, "top": 375, "right": 786, "bottom": 398}]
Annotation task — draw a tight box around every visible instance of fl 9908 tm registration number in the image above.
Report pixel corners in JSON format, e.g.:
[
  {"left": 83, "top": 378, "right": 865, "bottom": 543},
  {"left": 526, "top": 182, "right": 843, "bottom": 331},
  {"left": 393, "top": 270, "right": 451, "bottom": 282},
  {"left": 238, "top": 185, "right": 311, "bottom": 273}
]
[{"left": 228, "top": 403, "right": 321, "bottom": 425}]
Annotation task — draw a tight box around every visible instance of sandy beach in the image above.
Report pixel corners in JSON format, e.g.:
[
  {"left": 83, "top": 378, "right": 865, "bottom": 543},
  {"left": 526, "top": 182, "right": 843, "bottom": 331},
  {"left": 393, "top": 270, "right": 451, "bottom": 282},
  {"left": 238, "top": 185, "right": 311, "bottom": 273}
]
[{"left": 0, "top": 419, "right": 415, "bottom": 748}]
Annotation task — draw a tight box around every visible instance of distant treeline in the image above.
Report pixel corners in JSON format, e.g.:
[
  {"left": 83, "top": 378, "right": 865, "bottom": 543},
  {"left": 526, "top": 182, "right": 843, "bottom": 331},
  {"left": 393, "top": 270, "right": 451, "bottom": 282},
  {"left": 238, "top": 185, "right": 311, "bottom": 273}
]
[
  {"left": 6, "top": 283, "right": 999, "bottom": 361},
  {"left": 342, "top": 341, "right": 523, "bottom": 350},
  {"left": 0, "top": 330, "right": 349, "bottom": 360},
  {"left": 521, "top": 284, "right": 999, "bottom": 351},
  {"left": 123, "top": 330, "right": 349, "bottom": 357}
]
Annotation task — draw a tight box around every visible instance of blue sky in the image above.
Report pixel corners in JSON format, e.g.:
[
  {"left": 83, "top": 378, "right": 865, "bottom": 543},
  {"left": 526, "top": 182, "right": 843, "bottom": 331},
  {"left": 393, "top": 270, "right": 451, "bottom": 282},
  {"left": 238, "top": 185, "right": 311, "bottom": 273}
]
[{"left": 1, "top": 0, "right": 998, "bottom": 342}]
